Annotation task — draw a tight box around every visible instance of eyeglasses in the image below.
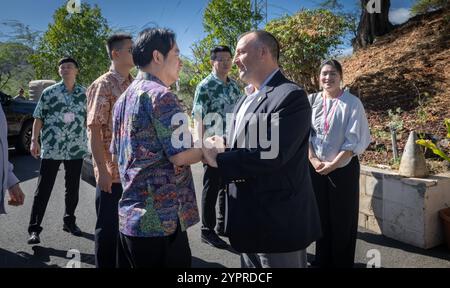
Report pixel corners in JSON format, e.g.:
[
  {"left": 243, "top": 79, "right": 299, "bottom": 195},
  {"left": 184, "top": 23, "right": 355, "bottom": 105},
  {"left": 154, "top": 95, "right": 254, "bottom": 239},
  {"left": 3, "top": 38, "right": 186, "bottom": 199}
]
[{"left": 119, "top": 48, "right": 133, "bottom": 53}]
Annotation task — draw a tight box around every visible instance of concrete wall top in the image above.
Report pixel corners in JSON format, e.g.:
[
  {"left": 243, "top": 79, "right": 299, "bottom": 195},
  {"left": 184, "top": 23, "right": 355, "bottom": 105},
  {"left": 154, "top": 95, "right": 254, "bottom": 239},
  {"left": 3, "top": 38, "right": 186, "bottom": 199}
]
[{"left": 361, "top": 166, "right": 450, "bottom": 188}]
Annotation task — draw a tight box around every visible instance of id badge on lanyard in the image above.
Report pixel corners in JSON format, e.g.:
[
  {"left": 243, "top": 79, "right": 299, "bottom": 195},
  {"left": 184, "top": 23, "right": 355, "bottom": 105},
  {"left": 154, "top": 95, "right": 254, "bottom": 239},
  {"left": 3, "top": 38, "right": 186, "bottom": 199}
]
[
  {"left": 63, "top": 112, "right": 75, "bottom": 124},
  {"left": 63, "top": 93, "right": 74, "bottom": 124}
]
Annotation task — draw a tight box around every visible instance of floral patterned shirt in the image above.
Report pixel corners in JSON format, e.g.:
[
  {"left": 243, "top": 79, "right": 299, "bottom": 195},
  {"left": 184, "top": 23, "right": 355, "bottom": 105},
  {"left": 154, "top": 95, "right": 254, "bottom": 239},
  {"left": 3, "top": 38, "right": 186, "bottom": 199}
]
[
  {"left": 87, "top": 68, "right": 133, "bottom": 183},
  {"left": 191, "top": 73, "right": 242, "bottom": 137},
  {"left": 110, "top": 72, "right": 199, "bottom": 237},
  {"left": 33, "top": 81, "right": 88, "bottom": 160}
]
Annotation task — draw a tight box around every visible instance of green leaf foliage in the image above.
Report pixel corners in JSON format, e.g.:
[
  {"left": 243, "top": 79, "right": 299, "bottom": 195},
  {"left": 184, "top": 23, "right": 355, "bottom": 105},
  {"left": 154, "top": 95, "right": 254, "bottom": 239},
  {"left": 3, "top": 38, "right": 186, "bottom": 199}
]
[
  {"left": 411, "top": 0, "right": 448, "bottom": 15},
  {"left": 29, "top": 3, "right": 111, "bottom": 87},
  {"left": 189, "top": 0, "right": 264, "bottom": 89},
  {"left": 265, "top": 9, "right": 350, "bottom": 92},
  {"left": 0, "top": 42, "right": 35, "bottom": 94}
]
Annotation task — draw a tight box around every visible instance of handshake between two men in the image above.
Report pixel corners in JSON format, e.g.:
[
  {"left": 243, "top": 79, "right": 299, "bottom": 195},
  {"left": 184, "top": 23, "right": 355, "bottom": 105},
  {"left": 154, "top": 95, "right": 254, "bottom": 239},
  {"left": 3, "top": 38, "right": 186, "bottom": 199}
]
[
  {"left": 169, "top": 135, "right": 226, "bottom": 170},
  {"left": 201, "top": 136, "right": 226, "bottom": 168}
]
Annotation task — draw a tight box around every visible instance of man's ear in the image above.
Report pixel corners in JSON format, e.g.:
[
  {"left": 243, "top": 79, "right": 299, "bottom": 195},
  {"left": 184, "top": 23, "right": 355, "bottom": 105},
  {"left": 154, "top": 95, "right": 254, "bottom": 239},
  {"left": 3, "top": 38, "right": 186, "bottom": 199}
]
[
  {"left": 111, "top": 49, "right": 120, "bottom": 60},
  {"left": 259, "top": 45, "right": 267, "bottom": 58},
  {"left": 153, "top": 50, "right": 162, "bottom": 64}
]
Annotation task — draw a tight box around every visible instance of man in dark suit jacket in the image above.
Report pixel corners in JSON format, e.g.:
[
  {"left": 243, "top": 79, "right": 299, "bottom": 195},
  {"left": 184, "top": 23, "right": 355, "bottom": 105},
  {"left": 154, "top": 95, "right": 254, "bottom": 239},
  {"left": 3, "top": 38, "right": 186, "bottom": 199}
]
[{"left": 202, "top": 30, "right": 322, "bottom": 268}]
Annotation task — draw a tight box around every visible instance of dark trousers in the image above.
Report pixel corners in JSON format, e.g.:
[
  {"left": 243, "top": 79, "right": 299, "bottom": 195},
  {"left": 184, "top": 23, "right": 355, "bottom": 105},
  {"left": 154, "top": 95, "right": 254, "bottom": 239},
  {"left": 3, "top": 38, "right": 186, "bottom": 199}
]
[
  {"left": 117, "top": 222, "right": 192, "bottom": 268},
  {"left": 94, "top": 183, "right": 123, "bottom": 268},
  {"left": 201, "top": 164, "right": 225, "bottom": 232},
  {"left": 310, "top": 157, "right": 360, "bottom": 268},
  {"left": 28, "top": 159, "right": 83, "bottom": 234}
]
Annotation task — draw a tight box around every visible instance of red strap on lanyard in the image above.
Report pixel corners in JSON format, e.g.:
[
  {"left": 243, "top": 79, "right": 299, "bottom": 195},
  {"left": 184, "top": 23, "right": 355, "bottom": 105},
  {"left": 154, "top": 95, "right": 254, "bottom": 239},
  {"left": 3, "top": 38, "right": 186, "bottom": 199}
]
[{"left": 322, "top": 90, "right": 344, "bottom": 135}]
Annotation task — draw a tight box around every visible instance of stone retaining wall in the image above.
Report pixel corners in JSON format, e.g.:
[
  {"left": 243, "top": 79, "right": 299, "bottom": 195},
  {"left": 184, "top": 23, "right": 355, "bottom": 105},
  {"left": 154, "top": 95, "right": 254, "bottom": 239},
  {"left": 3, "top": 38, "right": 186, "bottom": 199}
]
[{"left": 359, "top": 165, "right": 450, "bottom": 249}]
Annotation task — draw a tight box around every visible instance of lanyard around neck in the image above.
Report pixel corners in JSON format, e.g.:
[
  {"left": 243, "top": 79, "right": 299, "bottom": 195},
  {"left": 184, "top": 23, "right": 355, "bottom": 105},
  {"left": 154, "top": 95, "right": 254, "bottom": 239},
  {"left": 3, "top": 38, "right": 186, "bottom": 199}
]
[
  {"left": 63, "top": 85, "right": 75, "bottom": 105},
  {"left": 322, "top": 90, "right": 343, "bottom": 136},
  {"left": 64, "top": 93, "right": 72, "bottom": 106}
]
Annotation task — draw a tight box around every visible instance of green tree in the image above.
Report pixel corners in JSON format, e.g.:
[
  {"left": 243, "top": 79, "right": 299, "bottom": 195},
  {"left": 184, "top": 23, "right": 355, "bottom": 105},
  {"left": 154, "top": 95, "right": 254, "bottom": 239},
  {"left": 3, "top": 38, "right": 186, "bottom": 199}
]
[
  {"left": 0, "top": 42, "right": 34, "bottom": 94},
  {"left": 29, "top": 3, "right": 111, "bottom": 86},
  {"left": 177, "top": 56, "right": 198, "bottom": 113},
  {"left": 190, "top": 0, "right": 264, "bottom": 88},
  {"left": 203, "top": 0, "right": 263, "bottom": 52},
  {"left": 0, "top": 21, "right": 40, "bottom": 96},
  {"left": 319, "top": 1, "right": 359, "bottom": 47},
  {"left": 411, "top": 0, "right": 449, "bottom": 15},
  {"left": 265, "top": 9, "right": 349, "bottom": 92},
  {"left": 190, "top": 35, "right": 219, "bottom": 88}
]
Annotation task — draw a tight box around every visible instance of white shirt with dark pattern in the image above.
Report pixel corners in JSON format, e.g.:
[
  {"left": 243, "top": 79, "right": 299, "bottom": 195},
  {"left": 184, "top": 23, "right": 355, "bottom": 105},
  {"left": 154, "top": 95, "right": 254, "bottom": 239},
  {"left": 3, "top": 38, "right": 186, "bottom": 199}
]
[
  {"left": 192, "top": 73, "right": 242, "bottom": 137},
  {"left": 33, "top": 81, "right": 88, "bottom": 160}
]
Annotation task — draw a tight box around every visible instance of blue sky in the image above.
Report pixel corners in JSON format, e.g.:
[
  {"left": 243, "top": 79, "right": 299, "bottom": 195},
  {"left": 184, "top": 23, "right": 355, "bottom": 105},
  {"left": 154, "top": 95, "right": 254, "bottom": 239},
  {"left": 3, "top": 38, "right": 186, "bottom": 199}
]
[{"left": 1, "top": 0, "right": 415, "bottom": 57}]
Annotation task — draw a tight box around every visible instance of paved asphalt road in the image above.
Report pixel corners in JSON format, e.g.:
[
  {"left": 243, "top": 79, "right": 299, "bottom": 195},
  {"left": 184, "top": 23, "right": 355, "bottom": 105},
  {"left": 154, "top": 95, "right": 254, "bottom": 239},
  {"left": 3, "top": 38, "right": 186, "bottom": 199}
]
[{"left": 1, "top": 151, "right": 449, "bottom": 268}]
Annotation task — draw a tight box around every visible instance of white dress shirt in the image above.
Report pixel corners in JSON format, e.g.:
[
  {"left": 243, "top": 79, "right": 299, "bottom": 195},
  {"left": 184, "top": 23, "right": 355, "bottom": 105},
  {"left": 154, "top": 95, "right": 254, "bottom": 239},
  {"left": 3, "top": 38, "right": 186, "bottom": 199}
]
[
  {"left": 231, "top": 69, "right": 280, "bottom": 144},
  {"left": 308, "top": 89, "right": 371, "bottom": 168}
]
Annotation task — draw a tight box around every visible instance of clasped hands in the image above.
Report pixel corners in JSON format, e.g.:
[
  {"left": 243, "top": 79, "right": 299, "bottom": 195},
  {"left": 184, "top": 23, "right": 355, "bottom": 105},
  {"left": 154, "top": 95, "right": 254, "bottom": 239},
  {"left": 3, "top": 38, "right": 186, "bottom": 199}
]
[
  {"left": 201, "top": 136, "right": 226, "bottom": 168},
  {"left": 310, "top": 157, "right": 337, "bottom": 176}
]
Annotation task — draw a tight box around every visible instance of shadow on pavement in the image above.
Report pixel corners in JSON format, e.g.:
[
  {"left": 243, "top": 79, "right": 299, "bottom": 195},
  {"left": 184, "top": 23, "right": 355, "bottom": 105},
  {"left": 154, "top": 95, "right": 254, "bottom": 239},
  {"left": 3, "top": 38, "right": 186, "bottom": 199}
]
[
  {"left": 192, "top": 256, "right": 226, "bottom": 268},
  {"left": 0, "top": 246, "right": 95, "bottom": 268},
  {"left": 223, "top": 245, "right": 239, "bottom": 255},
  {"left": 357, "top": 231, "right": 450, "bottom": 262},
  {"left": 80, "top": 232, "right": 95, "bottom": 242},
  {"left": 308, "top": 252, "right": 370, "bottom": 268},
  {"left": 0, "top": 248, "right": 57, "bottom": 268},
  {"left": 8, "top": 150, "right": 40, "bottom": 182}
]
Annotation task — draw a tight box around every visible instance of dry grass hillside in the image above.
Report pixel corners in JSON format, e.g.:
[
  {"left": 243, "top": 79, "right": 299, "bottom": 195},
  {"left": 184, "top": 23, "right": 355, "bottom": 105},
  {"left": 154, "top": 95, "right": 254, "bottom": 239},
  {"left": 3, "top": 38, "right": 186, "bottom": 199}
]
[{"left": 341, "top": 8, "right": 450, "bottom": 172}]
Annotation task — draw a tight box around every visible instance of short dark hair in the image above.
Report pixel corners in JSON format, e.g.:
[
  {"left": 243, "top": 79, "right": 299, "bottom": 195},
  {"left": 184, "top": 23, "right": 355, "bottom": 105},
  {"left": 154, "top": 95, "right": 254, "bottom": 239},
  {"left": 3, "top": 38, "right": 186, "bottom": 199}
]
[
  {"left": 238, "top": 30, "right": 280, "bottom": 62},
  {"left": 319, "top": 59, "right": 343, "bottom": 78},
  {"left": 132, "top": 28, "right": 176, "bottom": 69},
  {"left": 106, "top": 33, "right": 132, "bottom": 60},
  {"left": 210, "top": 46, "right": 232, "bottom": 60},
  {"left": 58, "top": 56, "right": 79, "bottom": 69}
]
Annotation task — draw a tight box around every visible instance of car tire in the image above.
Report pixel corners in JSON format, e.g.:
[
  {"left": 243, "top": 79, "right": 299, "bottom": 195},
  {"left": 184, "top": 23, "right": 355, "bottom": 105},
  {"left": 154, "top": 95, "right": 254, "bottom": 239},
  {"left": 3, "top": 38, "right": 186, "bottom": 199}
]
[{"left": 15, "top": 120, "right": 33, "bottom": 154}]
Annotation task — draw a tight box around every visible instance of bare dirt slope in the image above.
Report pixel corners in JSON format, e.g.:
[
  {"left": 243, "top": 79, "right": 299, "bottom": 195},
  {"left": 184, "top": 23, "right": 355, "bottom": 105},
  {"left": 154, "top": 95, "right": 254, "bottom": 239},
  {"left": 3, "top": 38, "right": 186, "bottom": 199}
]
[{"left": 341, "top": 8, "right": 449, "bottom": 169}]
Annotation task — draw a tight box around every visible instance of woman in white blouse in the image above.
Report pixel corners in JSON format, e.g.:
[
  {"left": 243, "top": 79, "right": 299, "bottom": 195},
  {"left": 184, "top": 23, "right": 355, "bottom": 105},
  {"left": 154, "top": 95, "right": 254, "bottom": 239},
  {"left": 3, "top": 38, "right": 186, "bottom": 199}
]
[{"left": 308, "top": 59, "right": 371, "bottom": 268}]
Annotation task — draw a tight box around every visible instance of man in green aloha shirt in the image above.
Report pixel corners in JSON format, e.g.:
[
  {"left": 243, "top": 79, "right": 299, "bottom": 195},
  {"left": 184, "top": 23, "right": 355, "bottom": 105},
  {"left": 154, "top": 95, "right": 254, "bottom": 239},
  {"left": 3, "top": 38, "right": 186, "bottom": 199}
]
[
  {"left": 27, "top": 57, "right": 88, "bottom": 245},
  {"left": 192, "top": 45, "right": 242, "bottom": 249}
]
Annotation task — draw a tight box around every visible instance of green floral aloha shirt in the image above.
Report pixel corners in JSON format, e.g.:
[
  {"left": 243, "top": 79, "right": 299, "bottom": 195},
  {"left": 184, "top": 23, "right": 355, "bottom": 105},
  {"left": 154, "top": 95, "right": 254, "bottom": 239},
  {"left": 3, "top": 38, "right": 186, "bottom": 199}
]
[
  {"left": 33, "top": 81, "right": 88, "bottom": 160},
  {"left": 192, "top": 73, "right": 242, "bottom": 137}
]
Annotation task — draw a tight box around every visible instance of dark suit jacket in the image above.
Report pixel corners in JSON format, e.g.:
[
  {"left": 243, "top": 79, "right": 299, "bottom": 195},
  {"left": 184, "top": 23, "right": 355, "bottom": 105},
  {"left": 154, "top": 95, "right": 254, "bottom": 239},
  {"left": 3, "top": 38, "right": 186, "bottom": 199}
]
[{"left": 216, "top": 71, "right": 322, "bottom": 253}]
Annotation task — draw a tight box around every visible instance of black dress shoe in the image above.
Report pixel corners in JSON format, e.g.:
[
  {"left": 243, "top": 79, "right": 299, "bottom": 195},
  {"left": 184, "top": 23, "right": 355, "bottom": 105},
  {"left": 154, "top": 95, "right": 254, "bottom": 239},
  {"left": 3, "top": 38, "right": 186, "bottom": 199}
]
[
  {"left": 216, "top": 227, "right": 228, "bottom": 237},
  {"left": 27, "top": 232, "right": 40, "bottom": 245},
  {"left": 215, "top": 223, "right": 227, "bottom": 237},
  {"left": 63, "top": 223, "right": 82, "bottom": 236},
  {"left": 201, "top": 230, "right": 228, "bottom": 249}
]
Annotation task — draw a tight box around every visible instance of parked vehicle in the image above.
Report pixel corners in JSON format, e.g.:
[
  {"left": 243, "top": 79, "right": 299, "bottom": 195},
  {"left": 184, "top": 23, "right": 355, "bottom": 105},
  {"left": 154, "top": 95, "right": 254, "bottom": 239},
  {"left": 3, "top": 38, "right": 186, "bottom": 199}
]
[
  {"left": 1, "top": 90, "right": 36, "bottom": 153},
  {"left": 0, "top": 80, "right": 56, "bottom": 154}
]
